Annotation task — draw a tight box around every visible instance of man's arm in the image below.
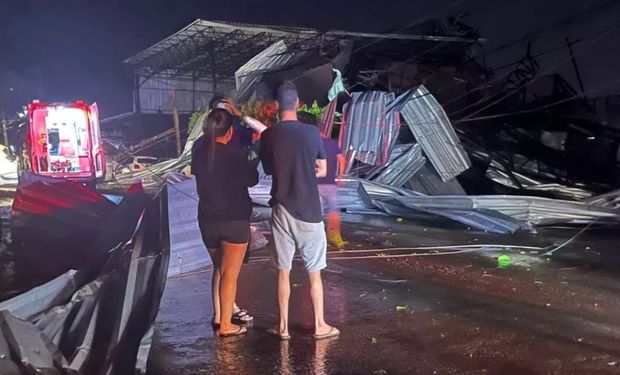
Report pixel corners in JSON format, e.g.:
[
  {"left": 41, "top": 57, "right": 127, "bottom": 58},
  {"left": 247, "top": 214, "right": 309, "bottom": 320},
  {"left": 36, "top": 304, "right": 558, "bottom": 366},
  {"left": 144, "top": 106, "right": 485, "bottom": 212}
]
[
  {"left": 315, "top": 159, "right": 327, "bottom": 178},
  {"left": 315, "top": 129, "right": 327, "bottom": 178},
  {"left": 258, "top": 131, "right": 274, "bottom": 175}
]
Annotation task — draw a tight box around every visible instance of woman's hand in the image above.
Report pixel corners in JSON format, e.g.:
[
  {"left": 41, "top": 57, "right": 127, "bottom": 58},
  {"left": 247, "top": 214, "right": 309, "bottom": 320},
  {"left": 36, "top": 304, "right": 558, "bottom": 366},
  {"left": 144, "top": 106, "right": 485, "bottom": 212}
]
[{"left": 222, "top": 98, "right": 243, "bottom": 118}]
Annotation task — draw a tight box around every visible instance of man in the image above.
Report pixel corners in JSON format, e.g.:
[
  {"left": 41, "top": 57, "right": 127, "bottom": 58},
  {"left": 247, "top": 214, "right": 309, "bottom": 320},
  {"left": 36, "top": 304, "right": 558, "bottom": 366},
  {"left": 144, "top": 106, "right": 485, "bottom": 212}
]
[
  {"left": 297, "top": 112, "right": 348, "bottom": 249},
  {"left": 260, "top": 82, "right": 340, "bottom": 340}
]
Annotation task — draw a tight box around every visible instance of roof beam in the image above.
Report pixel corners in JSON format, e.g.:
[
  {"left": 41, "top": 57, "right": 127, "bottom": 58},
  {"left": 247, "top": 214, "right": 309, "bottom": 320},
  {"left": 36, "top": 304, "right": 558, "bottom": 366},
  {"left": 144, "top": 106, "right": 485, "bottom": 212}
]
[{"left": 325, "top": 30, "right": 484, "bottom": 43}]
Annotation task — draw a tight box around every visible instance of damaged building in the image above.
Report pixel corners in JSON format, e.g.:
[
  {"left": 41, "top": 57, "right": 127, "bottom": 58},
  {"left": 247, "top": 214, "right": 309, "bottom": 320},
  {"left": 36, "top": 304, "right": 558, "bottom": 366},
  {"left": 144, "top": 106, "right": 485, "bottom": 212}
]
[{"left": 2, "top": 13, "right": 620, "bottom": 374}]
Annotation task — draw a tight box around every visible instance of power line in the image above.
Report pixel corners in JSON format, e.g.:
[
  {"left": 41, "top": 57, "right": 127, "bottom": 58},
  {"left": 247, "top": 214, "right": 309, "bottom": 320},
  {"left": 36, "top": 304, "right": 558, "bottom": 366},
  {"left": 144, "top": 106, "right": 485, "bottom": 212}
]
[
  {"left": 340, "top": 1, "right": 620, "bottom": 119},
  {"left": 455, "top": 75, "right": 620, "bottom": 123},
  {"left": 469, "top": 0, "right": 620, "bottom": 60},
  {"left": 447, "top": 26, "right": 615, "bottom": 118},
  {"left": 457, "top": 25, "right": 619, "bottom": 121}
]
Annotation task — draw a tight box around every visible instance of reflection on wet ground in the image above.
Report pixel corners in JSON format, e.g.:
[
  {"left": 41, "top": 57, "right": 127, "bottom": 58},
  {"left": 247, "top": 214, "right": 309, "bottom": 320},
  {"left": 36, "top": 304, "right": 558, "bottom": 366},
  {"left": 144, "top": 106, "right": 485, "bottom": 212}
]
[
  {"left": 146, "top": 213, "right": 620, "bottom": 374},
  {"left": 148, "top": 255, "right": 620, "bottom": 372}
]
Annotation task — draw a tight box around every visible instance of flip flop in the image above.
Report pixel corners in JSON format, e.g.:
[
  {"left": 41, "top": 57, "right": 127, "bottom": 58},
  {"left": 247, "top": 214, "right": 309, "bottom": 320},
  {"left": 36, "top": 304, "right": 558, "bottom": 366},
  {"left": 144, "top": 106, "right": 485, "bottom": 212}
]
[
  {"left": 232, "top": 309, "right": 254, "bottom": 325},
  {"left": 312, "top": 326, "right": 340, "bottom": 340},
  {"left": 219, "top": 326, "right": 248, "bottom": 338},
  {"left": 267, "top": 327, "right": 291, "bottom": 340}
]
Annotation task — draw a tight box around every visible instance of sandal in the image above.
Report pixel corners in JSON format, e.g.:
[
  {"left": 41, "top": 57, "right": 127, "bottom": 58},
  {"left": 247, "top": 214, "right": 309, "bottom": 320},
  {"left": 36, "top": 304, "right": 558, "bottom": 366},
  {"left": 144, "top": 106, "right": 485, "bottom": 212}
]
[
  {"left": 312, "top": 326, "right": 340, "bottom": 340},
  {"left": 267, "top": 327, "right": 291, "bottom": 340},
  {"left": 219, "top": 326, "right": 248, "bottom": 337},
  {"left": 232, "top": 309, "right": 254, "bottom": 325}
]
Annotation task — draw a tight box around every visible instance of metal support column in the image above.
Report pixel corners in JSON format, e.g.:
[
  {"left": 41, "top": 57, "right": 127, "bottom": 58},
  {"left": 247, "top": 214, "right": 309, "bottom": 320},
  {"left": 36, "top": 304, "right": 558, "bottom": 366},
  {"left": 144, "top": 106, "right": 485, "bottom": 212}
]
[
  {"left": 210, "top": 45, "right": 218, "bottom": 93},
  {"left": 134, "top": 67, "right": 142, "bottom": 113}
]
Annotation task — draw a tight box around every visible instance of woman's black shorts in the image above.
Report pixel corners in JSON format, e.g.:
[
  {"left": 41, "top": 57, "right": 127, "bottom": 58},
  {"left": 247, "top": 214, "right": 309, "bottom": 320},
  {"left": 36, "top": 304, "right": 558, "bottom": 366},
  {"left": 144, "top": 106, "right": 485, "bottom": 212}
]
[{"left": 198, "top": 217, "right": 250, "bottom": 249}]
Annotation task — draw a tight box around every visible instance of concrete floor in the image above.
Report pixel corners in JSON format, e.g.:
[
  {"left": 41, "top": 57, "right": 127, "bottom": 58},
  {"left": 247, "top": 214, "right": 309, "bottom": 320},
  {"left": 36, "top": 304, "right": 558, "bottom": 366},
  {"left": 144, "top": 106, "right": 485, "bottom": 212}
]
[{"left": 147, "top": 216, "right": 620, "bottom": 374}]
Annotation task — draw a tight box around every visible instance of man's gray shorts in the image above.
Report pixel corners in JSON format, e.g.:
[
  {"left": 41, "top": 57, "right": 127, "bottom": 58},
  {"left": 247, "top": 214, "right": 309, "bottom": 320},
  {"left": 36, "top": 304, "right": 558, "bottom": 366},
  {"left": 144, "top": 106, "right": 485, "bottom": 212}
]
[{"left": 271, "top": 204, "right": 327, "bottom": 272}]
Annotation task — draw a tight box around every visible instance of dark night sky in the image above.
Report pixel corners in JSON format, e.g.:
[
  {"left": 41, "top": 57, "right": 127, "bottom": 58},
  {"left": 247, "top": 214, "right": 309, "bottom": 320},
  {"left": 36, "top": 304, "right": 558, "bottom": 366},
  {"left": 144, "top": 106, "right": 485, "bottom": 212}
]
[{"left": 1, "top": 0, "right": 619, "bottom": 118}]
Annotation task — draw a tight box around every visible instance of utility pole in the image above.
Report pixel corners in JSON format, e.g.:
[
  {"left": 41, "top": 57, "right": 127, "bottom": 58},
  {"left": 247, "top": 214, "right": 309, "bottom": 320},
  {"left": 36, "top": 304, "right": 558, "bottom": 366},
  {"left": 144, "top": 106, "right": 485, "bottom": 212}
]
[
  {"left": 1, "top": 111, "right": 7, "bottom": 147},
  {"left": 172, "top": 90, "right": 182, "bottom": 157}
]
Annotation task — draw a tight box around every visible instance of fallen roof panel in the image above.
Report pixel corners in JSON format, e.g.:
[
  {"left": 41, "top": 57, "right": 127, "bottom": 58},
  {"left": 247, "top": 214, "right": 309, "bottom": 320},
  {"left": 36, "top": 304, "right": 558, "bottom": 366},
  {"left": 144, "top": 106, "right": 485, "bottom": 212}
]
[
  {"left": 339, "top": 91, "right": 397, "bottom": 166},
  {"left": 375, "top": 143, "right": 426, "bottom": 187},
  {"left": 401, "top": 86, "right": 471, "bottom": 181},
  {"left": 395, "top": 195, "right": 620, "bottom": 225},
  {"left": 0, "top": 270, "right": 81, "bottom": 321}
]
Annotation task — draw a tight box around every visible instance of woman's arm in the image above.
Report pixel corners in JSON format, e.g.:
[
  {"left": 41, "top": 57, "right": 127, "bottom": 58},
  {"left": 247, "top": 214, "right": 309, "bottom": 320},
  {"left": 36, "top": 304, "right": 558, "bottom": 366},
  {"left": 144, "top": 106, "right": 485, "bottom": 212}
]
[{"left": 243, "top": 116, "right": 268, "bottom": 134}]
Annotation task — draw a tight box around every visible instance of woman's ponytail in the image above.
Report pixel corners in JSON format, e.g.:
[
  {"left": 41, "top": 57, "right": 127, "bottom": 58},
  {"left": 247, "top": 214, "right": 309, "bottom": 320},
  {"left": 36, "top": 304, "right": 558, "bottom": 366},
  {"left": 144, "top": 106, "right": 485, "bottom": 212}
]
[{"left": 203, "top": 108, "right": 233, "bottom": 171}]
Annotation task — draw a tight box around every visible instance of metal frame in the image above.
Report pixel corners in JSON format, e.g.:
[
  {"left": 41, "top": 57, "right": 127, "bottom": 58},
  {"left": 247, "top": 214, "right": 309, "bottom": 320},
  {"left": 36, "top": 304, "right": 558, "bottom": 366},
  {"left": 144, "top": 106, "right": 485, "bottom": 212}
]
[{"left": 125, "top": 19, "right": 483, "bottom": 113}]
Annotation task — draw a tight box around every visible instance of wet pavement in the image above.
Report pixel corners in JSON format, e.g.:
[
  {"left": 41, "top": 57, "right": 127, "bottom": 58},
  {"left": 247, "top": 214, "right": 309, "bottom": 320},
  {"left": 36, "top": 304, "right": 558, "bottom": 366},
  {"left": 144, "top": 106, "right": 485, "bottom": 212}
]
[{"left": 147, "top": 215, "right": 620, "bottom": 374}]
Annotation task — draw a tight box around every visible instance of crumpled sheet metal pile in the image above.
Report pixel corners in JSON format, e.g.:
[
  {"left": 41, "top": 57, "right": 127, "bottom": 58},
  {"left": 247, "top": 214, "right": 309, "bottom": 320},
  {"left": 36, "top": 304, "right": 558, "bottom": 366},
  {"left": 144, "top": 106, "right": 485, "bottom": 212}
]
[
  {"left": 0, "top": 174, "right": 170, "bottom": 374},
  {"left": 106, "top": 81, "right": 620, "bottom": 235},
  {"left": 338, "top": 85, "right": 620, "bottom": 234}
]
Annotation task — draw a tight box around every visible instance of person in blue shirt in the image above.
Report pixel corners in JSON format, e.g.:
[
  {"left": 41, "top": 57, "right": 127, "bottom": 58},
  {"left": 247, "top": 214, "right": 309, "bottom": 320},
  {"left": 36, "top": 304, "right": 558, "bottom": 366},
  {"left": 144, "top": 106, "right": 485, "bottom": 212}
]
[
  {"left": 297, "top": 112, "right": 348, "bottom": 249},
  {"left": 259, "top": 82, "right": 340, "bottom": 340}
]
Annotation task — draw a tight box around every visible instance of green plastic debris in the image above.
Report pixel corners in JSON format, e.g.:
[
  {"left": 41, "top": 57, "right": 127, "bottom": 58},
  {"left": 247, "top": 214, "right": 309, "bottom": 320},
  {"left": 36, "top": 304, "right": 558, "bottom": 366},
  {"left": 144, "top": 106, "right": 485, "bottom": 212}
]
[{"left": 498, "top": 255, "right": 511, "bottom": 268}]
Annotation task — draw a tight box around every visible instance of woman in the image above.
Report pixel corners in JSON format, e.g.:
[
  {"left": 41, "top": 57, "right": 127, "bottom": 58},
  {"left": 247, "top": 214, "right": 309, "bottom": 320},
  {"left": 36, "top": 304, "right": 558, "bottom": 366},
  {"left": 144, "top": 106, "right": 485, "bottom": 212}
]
[{"left": 191, "top": 108, "right": 259, "bottom": 337}]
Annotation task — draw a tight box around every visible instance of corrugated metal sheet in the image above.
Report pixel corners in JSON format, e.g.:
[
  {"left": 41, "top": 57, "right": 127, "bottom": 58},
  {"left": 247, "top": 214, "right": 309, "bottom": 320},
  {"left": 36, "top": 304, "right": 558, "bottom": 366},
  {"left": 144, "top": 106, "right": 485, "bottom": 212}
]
[
  {"left": 406, "top": 162, "right": 467, "bottom": 195},
  {"left": 0, "top": 270, "right": 82, "bottom": 321},
  {"left": 485, "top": 159, "right": 594, "bottom": 201},
  {"left": 385, "top": 88, "right": 417, "bottom": 149},
  {"left": 235, "top": 40, "right": 292, "bottom": 87},
  {"left": 362, "top": 144, "right": 412, "bottom": 181},
  {"left": 339, "top": 91, "right": 397, "bottom": 167},
  {"left": 248, "top": 177, "right": 273, "bottom": 207},
  {"left": 356, "top": 179, "right": 524, "bottom": 234},
  {"left": 234, "top": 40, "right": 297, "bottom": 103},
  {"left": 0, "top": 187, "right": 170, "bottom": 375},
  {"left": 401, "top": 86, "right": 471, "bottom": 181},
  {"left": 320, "top": 98, "right": 338, "bottom": 137},
  {"left": 585, "top": 189, "right": 620, "bottom": 209},
  {"left": 375, "top": 143, "right": 426, "bottom": 187},
  {"left": 138, "top": 74, "right": 228, "bottom": 114},
  {"left": 395, "top": 195, "right": 620, "bottom": 226},
  {"left": 166, "top": 179, "right": 211, "bottom": 277}
]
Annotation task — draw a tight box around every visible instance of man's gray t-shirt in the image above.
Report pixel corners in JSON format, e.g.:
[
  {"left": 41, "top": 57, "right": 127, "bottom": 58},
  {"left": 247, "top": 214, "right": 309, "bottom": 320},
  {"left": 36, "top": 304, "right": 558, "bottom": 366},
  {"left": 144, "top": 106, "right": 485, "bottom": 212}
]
[{"left": 259, "top": 121, "right": 327, "bottom": 223}]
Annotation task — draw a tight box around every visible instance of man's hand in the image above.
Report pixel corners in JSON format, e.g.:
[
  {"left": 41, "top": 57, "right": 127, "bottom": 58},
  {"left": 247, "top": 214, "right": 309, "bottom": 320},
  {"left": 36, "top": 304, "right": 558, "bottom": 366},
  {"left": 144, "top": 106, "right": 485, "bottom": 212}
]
[
  {"left": 315, "top": 159, "right": 327, "bottom": 178},
  {"left": 222, "top": 98, "right": 243, "bottom": 118}
]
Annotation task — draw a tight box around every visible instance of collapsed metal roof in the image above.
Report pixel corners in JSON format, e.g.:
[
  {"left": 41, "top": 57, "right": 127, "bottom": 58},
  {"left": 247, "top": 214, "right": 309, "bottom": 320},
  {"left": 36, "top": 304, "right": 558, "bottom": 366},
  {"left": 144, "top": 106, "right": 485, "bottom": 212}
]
[
  {"left": 124, "top": 19, "right": 484, "bottom": 81},
  {"left": 124, "top": 20, "right": 324, "bottom": 81}
]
